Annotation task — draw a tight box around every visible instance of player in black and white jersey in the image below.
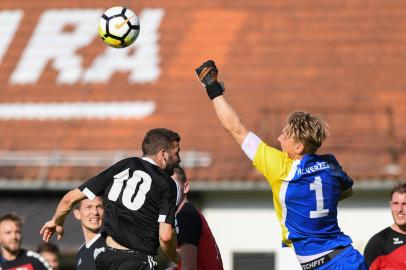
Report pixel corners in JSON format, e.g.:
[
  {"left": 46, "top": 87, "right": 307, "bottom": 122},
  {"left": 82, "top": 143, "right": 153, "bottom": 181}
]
[
  {"left": 40, "top": 128, "right": 181, "bottom": 270},
  {"left": 73, "top": 196, "right": 105, "bottom": 270},
  {"left": 37, "top": 242, "right": 60, "bottom": 270},
  {"left": 1, "top": 214, "right": 52, "bottom": 270}
]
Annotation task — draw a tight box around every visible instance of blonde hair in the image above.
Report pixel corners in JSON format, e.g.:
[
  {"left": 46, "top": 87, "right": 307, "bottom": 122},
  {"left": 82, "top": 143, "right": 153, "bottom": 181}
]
[{"left": 285, "top": 111, "right": 328, "bottom": 154}]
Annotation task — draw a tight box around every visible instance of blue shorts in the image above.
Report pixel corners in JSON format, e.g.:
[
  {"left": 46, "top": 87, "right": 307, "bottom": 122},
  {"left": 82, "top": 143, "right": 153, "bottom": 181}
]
[{"left": 318, "top": 245, "right": 367, "bottom": 270}]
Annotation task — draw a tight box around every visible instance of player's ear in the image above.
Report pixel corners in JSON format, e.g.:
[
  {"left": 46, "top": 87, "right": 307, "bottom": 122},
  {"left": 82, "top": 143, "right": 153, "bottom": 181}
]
[
  {"left": 157, "top": 149, "right": 167, "bottom": 161},
  {"left": 184, "top": 181, "right": 190, "bottom": 194},
  {"left": 73, "top": 208, "right": 81, "bottom": 220},
  {"left": 154, "top": 149, "right": 166, "bottom": 168},
  {"left": 163, "top": 151, "right": 169, "bottom": 162},
  {"left": 295, "top": 142, "right": 305, "bottom": 155}
]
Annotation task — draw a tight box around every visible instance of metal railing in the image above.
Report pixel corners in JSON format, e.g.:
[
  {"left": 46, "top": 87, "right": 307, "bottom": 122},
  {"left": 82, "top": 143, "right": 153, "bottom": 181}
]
[{"left": 0, "top": 150, "right": 212, "bottom": 184}]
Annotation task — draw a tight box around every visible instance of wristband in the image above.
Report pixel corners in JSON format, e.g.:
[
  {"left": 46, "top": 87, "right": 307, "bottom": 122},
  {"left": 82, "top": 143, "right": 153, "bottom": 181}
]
[{"left": 206, "top": 81, "right": 224, "bottom": 100}]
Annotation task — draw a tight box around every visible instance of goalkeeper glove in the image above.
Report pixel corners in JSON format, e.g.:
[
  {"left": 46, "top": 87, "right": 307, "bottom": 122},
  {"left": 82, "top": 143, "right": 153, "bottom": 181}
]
[{"left": 195, "top": 60, "right": 224, "bottom": 100}]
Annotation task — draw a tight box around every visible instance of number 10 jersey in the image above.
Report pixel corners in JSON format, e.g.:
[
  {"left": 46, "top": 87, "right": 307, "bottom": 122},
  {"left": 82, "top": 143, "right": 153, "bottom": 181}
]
[{"left": 79, "top": 157, "right": 177, "bottom": 255}]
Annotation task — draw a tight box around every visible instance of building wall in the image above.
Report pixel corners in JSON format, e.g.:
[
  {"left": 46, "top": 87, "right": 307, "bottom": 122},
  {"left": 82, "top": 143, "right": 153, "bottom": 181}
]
[
  {"left": 200, "top": 190, "right": 393, "bottom": 270},
  {"left": 1, "top": 0, "right": 406, "bottom": 182}
]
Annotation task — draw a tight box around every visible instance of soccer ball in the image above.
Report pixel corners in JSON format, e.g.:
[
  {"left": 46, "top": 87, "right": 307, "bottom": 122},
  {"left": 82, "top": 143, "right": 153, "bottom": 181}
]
[{"left": 98, "top": 6, "right": 140, "bottom": 48}]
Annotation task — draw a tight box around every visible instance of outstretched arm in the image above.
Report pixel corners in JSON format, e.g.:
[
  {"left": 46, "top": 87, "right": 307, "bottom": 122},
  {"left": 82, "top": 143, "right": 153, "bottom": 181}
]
[
  {"left": 212, "top": 96, "right": 248, "bottom": 145},
  {"left": 40, "top": 188, "right": 85, "bottom": 242},
  {"left": 339, "top": 187, "right": 353, "bottom": 201},
  {"left": 195, "top": 60, "right": 248, "bottom": 146}
]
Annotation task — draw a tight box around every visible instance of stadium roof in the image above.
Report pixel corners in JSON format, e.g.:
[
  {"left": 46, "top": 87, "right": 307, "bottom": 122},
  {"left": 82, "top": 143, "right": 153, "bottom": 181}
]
[{"left": 0, "top": 0, "right": 405, "bottom": 189}]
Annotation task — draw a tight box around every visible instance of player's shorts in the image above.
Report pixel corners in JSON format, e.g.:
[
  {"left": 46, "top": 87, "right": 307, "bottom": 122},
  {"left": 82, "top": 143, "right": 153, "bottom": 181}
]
[
  {"left": 95, "top": 246, "right": 158, "bottom": 270},
  {"left": 300, "top": 245, "right": 367, "bottom": 270}
]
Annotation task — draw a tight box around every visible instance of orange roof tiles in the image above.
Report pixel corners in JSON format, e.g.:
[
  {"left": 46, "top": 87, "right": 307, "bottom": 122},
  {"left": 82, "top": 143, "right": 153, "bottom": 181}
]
[{"left": 0, "top": 0, "right": 405, "bottom": 185}]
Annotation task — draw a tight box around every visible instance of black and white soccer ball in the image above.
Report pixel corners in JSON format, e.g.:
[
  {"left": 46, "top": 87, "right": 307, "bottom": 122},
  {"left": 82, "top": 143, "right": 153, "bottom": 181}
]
[{"left": 98, "top": 6, "right": 140, "bottom": 48}]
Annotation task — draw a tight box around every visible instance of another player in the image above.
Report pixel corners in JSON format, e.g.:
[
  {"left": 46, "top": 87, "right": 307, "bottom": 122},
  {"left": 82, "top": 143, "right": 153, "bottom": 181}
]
[
  {"left": 37, "top": 242, "right": 60, "bottom": 270},
  {"left": 364, "top": 181, "right": 406, "bottom": 269},
  {"left": 195, "top": 60, "right": 367, "bottom": 269},
  {"left": 0, "top": 214, "right": 52, "bottom": 270},
  {"left": 40, "top": 128, "right": 181, "bottom": 270},
  {"left": 73, "top": 196, "right": 105, "bottom": 270},
  {"left": 171, "top": 166, "right": 224, "bottom": 270}
]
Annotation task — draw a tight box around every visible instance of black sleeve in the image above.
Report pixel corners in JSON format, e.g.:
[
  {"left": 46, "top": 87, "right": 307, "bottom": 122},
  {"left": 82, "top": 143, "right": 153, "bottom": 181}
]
[
  {"left": 364, "top": 233, "right": 384, "bottom": 267},
  {"left": 79, "top": 158, "right": 130, "bottom": 197},
  {"left": 158, "top": 176, "right": 177, "bottom": 225},
  {"left": 176, "top": 207, "right": 202, "bottom": 247}
]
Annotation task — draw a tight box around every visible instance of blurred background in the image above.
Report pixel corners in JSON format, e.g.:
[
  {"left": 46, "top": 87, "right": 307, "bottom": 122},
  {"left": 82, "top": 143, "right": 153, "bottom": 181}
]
[{"left": 0, "top": 0, "right": 405, "bottom": 269}]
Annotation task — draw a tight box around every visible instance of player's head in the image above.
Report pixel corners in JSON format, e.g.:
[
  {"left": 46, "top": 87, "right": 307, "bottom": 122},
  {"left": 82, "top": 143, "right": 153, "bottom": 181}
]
[
  {"left": 390, "top": 181, "right": 406, "bottom": 230},
  {"left": 37, "top": 242, "right": 60, "bottom": 270},
  {"left": 73, "top": 197, "right": 104, "bottom": 234},
  {"left": 171, "top": 165, "right": 190, "bottom": 207},
  {"left": 0, "top": 214, "right": 22, "bottom": 256},
  {"left": 278, "top": 111, "right": 328, "bottom": 158},
  {"left": 142, "top": 128, "right": 181, "bottom": 175}
]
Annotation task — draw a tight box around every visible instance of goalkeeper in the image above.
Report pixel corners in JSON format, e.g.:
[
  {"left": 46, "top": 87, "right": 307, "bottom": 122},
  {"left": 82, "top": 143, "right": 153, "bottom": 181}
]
[{"left": 195, "top": 60, "right": 367, "bottom": 270}]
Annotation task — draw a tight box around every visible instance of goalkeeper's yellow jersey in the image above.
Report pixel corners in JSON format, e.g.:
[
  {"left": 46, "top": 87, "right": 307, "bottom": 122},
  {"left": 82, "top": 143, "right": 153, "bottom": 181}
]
[{"left": 252, "top": 140, "right": 353, "bottom": 256}]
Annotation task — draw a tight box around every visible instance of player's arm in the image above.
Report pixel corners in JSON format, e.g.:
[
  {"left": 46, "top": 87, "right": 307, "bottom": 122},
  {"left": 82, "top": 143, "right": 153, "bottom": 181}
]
[
  {"left": 159, "top": 175, "right": 180, "bottom": 262},
  {"left": 330, "top": 157, "right": 355, "bottom": 202},
  {"left": 196, "top": 60, "right": 248, "bottom": 146},
  {"left": 41, "top": 160, "right": 118, "bottom": 242},
  {"left": 40, "top": 188, "right": 85, "bottom": 242},
  {"left": 212, "top": 96, "right": 249, "bottom": 145},
  {"left": 159, "top": 223, "right": 180, "bottom": 262},
  {"left": 196, "top": 61, "right": 290, "bottom": 182},
  {"left": 339, "top": 187, "right": 353, "bottom": 201},
  {"left": 179, "top": 244, "right": 197, "bottom": 270},
  {"left": 363, "top": 234, "right": 383, "bottom": 268},
  {"left": 338, "top": 166, "right": 354, "bottom": 201}
]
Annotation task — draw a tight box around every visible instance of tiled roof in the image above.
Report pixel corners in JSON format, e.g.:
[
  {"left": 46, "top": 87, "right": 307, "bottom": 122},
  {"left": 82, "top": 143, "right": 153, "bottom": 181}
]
[{"left": 0, "top": 0, "right": 405, "bottom": 186}]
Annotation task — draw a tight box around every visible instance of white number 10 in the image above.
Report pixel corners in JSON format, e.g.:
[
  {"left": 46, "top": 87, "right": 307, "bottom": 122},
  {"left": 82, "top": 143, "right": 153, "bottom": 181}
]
[
  {"left": 309, "top": 176, "right": 329, "bottom": 218},
  {"left": 108, "top": 168, "right": 152, "bottom": 211}
]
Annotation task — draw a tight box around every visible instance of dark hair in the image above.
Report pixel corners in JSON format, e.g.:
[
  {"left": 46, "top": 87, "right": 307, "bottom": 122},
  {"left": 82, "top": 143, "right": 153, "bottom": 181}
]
[
  {"left": 390, "top": 181, "right": 406, "bottom": 199},
  {"left": 142, "top": 128, "right": 180, "bottom": 156},
  {"left": 74, "top": 196, "right": 103, "bottom": 209},
  {"left": 173, "top": 165, "right": 187, "bottom": 183},
  {"left": 0, "top": 213, "right": 22, "bottom": 227},
  {"left": 37, "top": 242, "right": 60, "bottom": 256}
]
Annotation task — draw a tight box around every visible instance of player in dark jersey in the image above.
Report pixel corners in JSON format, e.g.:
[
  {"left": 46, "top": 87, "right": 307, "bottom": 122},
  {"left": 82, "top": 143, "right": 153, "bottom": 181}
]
[
  {"left": 171, "top": 166, "right": 224, "bottom": 270},
  {"left": 73, "top": 196, "right": 105, "bottom": 270},
  {"left": 0, "top": 214, "right": 52, "bottom": 270},
  {"left": 40, "top": 128, "right": 181, "bottom": 270},
  {"left": 195, "top": 60, "right": 367, "bottom": 269},
  {"left": 364, "top": 181, "right": 406, "bottom": 270},
  {"left": 37, "top": 242, "right": 60, "bottom": 270}
]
